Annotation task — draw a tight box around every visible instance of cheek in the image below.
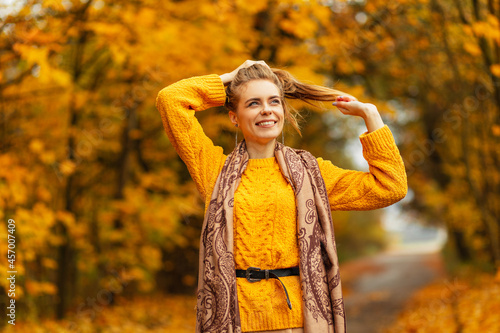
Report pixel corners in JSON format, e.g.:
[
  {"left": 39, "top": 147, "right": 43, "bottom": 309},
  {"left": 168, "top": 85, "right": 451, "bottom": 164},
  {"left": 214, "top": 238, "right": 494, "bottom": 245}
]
[{"left": 279, "top": 107, "right": 286, "bottom": 119}]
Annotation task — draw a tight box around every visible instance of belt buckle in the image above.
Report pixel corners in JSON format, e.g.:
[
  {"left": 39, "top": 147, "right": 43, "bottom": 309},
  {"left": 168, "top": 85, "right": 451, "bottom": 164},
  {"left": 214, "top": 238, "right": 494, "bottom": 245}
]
[{"left": 245, "top": 267, "right": 261, "bottom": 283}]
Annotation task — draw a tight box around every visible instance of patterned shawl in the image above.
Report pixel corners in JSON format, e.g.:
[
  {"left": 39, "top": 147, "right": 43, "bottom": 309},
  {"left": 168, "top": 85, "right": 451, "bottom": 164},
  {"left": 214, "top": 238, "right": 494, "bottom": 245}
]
[{"left": 195, "top": 140, "right": 346, "bottom": 333}]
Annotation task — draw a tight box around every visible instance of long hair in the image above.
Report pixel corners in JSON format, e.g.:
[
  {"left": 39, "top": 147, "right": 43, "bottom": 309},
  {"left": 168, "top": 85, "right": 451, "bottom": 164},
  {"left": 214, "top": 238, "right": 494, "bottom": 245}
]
[{"left": 225, "top": 64, "right": 346, "bottom": 136}]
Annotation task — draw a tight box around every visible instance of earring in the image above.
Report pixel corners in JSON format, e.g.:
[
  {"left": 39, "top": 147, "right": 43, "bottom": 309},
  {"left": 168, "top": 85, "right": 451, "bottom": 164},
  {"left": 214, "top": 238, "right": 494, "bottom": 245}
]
[{"left": 235, "top": 123, "right": 238, "bottom": 147}]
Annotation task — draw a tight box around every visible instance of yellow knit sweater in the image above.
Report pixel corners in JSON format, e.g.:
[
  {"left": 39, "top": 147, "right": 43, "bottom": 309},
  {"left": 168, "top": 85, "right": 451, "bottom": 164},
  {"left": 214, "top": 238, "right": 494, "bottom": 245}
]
[{"left": 156, "top": 74, "right": 407, "bottom": 332}]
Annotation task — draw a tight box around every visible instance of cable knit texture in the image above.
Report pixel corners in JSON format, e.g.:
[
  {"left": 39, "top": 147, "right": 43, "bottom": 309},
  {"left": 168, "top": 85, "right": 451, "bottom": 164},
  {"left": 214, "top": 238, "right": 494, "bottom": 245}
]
[
  {"left": 156, "top": 74, "right": 408, "bottom": 332},
  {"left": 233, "top": 157, "right": 302, "bottom": 331}
]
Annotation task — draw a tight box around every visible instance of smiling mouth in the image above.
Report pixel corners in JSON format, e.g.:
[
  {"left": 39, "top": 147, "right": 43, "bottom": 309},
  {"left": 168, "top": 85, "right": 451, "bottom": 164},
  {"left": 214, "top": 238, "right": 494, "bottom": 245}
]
[{"left": 256, "top": 120, "right": 277, "bottom": 127}]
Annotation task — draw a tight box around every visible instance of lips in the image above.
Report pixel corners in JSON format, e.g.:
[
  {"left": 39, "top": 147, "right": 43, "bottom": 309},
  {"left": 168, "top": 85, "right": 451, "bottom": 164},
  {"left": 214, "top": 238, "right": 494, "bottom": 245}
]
[{"left": 256, "top": 120, "right": 277, "bottom": 127}]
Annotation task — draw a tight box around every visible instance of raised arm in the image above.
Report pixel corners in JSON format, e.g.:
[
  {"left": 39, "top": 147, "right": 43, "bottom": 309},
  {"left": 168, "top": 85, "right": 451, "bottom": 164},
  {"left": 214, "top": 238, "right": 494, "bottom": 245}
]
[
  {"left": 155, "top": 74, "right": 227, "bottom": 201},
  {"left": 318, "top": 125, "right": 407, "bottom": 211},
  {"left": 319, "top": 97, "right": 407, "bottom": 210}
]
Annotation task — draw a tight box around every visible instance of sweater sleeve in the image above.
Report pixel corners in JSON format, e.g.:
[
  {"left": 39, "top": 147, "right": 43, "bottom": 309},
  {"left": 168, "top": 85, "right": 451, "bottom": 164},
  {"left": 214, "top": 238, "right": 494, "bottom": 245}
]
[
  {"left": 155, "top": 74, "right": 227, "bottom": 201},
  {"left": 318, "top": 125, "right": 408, "bottom": 211}
]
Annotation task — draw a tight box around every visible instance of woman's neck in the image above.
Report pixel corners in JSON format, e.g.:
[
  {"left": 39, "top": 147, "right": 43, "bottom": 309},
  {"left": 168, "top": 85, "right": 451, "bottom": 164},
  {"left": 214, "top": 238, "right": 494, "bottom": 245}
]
[{"left": 246, "top": 139, "right": 276, "bottom": 159}]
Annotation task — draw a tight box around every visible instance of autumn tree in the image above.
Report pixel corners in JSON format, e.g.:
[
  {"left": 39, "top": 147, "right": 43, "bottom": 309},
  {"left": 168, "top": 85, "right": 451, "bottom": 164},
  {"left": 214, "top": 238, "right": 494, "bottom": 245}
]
[{"left": 309, "top": 0, "right": 500, "bottom": 267}]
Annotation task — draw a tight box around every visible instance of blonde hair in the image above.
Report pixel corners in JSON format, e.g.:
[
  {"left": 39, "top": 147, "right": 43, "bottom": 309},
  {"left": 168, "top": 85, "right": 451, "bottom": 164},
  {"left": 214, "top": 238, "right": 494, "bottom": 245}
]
[{"left": 225, "top": 64, "right": 346, "bottom": 136}]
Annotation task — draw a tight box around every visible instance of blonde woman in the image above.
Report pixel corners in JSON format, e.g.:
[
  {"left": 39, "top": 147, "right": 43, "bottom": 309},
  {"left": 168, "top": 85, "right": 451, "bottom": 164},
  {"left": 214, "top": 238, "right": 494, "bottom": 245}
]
[{"left": 156, "top": 60, "right": 407, "bottom": 333}]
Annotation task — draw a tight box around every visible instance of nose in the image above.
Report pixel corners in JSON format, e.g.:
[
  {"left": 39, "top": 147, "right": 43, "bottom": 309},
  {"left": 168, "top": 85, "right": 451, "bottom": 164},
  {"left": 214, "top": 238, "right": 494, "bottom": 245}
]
[{"left": 261, "top": 103, "right": 272, "bottom": 115}]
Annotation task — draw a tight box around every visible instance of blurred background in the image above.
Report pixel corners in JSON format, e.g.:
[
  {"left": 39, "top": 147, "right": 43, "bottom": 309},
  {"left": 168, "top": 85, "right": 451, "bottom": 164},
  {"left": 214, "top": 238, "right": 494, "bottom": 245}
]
[{"left": 0, "top": 0, "right": 499, "bottom": 332}]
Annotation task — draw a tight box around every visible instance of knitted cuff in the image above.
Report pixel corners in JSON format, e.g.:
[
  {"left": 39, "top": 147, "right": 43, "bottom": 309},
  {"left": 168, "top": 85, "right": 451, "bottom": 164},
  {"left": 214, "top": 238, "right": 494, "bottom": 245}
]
[
  {"left": 359, "top": 125, "right": 397, "bottom": 155},
  {"left": 200, "top": 74, "right": 227, "bottom": 110}
]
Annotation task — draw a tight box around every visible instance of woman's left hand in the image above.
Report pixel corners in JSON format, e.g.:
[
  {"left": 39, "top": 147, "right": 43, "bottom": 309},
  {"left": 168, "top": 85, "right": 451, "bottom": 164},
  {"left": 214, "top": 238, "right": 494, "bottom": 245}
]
[
  {"left": 332, "top": 96, "right": 377, "bottom": 119},
  {"left": 333, "top": 96, "right": 385, "bottom": 132}
]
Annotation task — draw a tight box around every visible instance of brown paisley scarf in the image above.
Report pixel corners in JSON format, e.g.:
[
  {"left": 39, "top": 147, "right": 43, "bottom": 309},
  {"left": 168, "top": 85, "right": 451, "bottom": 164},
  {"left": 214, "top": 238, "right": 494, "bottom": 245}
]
[{"left": 196, "top": 140, "right": 346, "bottom": 333}]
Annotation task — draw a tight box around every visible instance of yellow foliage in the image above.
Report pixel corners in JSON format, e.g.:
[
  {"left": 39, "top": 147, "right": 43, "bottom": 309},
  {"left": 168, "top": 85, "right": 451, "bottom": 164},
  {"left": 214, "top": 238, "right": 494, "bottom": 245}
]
[
  {"left": 14, "top": 285, "right": 24, "bottom": 299},
  {"left": 29, "top": 139, "right": 44, "bottom": 154},
  {"left": 40, "top": 150, "right": 57, "bottom": 164},
  {"left": 487, "top": 14, "right": 499, "bottom": 27},
  {"left": 42, "top": 0, "right": 66, "bottom": 11},
  {"left": 108, "top": 44, "right": 127, "bottom": 66},
  {"left": 236, "top": 0, "right": 269, "bottom": 14},
  {"left": 57, "top": 210, "right": 76, "bottom": 228},
  {"left": 463, "top": 43, "right": 483, "bottom": 57},
  {"left": 42, "top": 257, "right": 58, "bottom": 269},
  {"left": 36, "top": 186, "right": 52, "bottom": 202},
  {"left": 12, "top": 43, "right": 48, "bottom": 67},
  {"left": 26, "top": 280, "right": 58, "bottom": 296},
  {"left": 2, "top": 294, "right": 197, "bottom": 333},
  {"left": 491, "top": 125, "right": 500, "bottom": 136},
  {"left": 471, "top": 20, "right": 500, "bottom": 41},
  {"left": 387, "top": 274, "right": 500, "bottom": 333},
  {"left": 59, "top": 159, "right": 77, "bottom": 176},
  {"left": 10, "top": 182, "right": 28, "bottom": 205},
  {"left": 491, "top": 64, "right": 500, "bottom": 77},
  {"left": 140, "top": 245, "right": 162, "bottom": 271},
  {"left": 16, "top": 203, "right": 56, "bottom": 250},
  {"left": 279, "top": 8, "right": 318, "bottom": 39}
]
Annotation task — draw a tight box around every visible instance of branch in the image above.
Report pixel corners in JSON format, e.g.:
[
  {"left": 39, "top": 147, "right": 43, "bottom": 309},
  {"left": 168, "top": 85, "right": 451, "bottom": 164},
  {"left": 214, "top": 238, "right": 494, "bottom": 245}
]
[{"left": 453, "top": 0, "right": 470, "bottom": 24}]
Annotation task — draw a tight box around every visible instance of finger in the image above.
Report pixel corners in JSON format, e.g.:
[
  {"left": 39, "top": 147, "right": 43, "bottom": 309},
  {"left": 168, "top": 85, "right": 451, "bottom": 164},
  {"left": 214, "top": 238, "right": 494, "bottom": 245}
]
[
  {"left": 336, "top": 96, "right": 355, "bottom": 102},
  {"left": 336, "top": 95, "right": 358, "bottom": 102},
  {"left": 239, "top": 60, "right": 268, "bottom": 71},
  {"left": 257, "top": 60, "right": 270, "bottom": 68},
  {"left": 332, "top": 101, "right": 351, "bottom": 109},
  {"left": 239, "top": 60, "right": 256, "bottom": 70}
]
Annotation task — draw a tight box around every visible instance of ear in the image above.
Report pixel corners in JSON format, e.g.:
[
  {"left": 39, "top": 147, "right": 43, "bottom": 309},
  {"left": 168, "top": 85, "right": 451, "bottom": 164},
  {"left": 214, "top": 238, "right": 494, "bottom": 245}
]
[{"left": 228, "top": 111, "right": 238, "bottom": 126}]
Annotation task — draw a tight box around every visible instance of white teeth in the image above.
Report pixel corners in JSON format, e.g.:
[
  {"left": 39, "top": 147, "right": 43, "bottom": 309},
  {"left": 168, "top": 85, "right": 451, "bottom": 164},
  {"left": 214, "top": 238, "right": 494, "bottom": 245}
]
[{"left": 257, "top": 121, "right": 275, "bottom": 126}]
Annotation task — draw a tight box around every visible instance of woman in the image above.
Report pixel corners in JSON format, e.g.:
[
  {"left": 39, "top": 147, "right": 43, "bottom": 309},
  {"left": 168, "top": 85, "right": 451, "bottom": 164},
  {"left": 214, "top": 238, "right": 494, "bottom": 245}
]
[{"left": 156, "top": 60, "right": 407, "bottom": 333}]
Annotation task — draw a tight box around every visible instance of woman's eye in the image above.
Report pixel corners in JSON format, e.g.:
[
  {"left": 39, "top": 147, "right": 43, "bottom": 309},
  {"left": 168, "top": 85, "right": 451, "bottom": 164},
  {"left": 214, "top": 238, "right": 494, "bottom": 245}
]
[
  {"left": 248, "top": 101, "right": 258, "bottom": 107},
  {"left": 271, "top": 99, "right": 281, "bottom": 104}
]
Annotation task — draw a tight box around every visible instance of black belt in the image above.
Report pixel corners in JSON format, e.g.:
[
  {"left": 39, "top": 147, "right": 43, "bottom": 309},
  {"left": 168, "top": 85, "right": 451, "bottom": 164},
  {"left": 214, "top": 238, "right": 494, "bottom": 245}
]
[{"left": 235, "top": 266, "right": 300, "bottom": 310}]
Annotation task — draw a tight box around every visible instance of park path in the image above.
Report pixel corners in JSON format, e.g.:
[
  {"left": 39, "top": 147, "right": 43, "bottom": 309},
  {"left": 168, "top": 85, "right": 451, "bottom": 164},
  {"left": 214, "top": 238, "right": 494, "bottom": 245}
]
[{"left": 340, "top": 239, "right": 446, "bottom": 333}]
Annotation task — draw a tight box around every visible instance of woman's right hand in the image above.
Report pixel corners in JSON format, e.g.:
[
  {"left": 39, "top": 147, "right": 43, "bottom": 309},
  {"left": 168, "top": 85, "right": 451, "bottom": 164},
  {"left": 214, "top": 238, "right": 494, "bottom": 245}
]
[{"left": 220, "top": 60, "right": 270, "bottom": 85}]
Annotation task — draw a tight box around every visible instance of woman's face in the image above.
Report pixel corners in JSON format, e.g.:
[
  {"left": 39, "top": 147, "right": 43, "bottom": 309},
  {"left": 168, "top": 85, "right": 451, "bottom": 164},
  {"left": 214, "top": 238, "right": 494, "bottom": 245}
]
[{"left": 229, "top": 79, "right": 284, "bottom": 147}]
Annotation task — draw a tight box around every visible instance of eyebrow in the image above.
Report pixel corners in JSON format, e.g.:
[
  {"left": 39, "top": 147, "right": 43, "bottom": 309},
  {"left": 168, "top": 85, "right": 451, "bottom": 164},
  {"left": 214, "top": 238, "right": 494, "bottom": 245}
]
[{"left": 244, "top": 95, "right": 281, "bottom": 104}]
